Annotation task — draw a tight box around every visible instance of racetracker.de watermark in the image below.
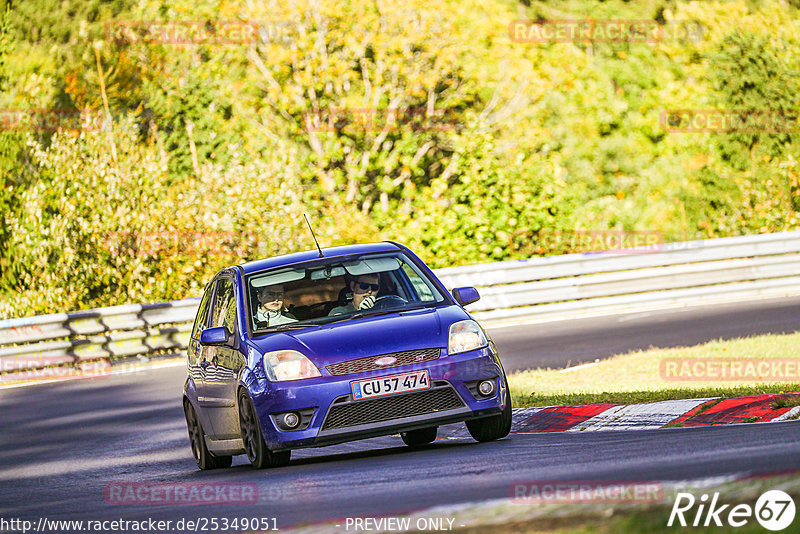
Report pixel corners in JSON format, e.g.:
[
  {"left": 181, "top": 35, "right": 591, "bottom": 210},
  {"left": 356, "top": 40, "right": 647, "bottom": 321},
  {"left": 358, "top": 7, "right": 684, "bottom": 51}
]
[
  {"left": 509, "top": 19, "right": 705, "bottom": 43},
  {"left": 538, "top": 230, "right": 665, "bottom": 254},
  {"left": 662, "top": 109, "right": 800, "bottom": 133},
  {"left": 303, "top": 107, "right": 459, "bottom": 133},
  {"left": 106, "top": 20, "right": 294, "bottom": 45},
  {"left": 0, "top": 517, "right": 278, "bottom": 532},
  {"left": 511, "top": 480, "right": 664, "bottom": 504},
  {"left": 0, "top": 109, "right": 105, "bottom": 132},
  {"left": 104, "top": 482, "right": 258, "bottom": 505},
  {"left": 1, "top": 359, "right": 110, "bottom": 383},
  {"left": 660, "top": 358, "right": 800, "bottom": 381}
]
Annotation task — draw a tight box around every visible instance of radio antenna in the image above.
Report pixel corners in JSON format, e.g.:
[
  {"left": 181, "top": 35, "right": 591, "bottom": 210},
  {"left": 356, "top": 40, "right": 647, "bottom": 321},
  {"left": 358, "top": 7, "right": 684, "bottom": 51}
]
[{"left": 304, "top": 213, "right": 324, "bottom": 257}]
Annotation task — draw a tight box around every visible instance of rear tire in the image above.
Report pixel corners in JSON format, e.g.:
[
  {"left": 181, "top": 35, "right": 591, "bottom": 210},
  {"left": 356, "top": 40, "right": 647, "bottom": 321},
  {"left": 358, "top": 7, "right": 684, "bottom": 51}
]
[
  {"left": 238, "top": 390, "right": 291, "bottom": 469},
  {"left": 466, "top": 394, "right": 512, "bottom": 442},
  {"left": 184, "top": 400, "right": 232, "bottom": 470},
  {"left": 401, "top": 426, "right": 437, "bottom": 447}
]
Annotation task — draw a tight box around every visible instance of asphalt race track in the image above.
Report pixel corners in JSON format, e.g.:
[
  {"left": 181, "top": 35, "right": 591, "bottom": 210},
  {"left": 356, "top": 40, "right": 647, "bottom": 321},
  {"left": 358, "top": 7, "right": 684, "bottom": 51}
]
[{"left": 2, "top": 298, "right": 800, "bottom": 529}]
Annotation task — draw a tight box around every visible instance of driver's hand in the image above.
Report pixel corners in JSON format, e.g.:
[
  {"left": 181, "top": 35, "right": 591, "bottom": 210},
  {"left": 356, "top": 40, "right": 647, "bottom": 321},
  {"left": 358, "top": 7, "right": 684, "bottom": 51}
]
[{"left": 359, "top": 295, "right": 376, "bottom": 310}]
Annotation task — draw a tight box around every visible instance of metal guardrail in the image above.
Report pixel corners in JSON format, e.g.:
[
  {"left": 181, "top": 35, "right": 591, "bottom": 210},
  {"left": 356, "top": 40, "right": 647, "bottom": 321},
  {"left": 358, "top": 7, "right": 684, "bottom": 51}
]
[
  {"left": 2, "top": 231, "right": 800, "bottom": 381},
  {"left": 436, "top": 231, "right": 800, "bottom": 322},
  {"left": 0, "top": 299, "right": 199, "bottom": 381}
]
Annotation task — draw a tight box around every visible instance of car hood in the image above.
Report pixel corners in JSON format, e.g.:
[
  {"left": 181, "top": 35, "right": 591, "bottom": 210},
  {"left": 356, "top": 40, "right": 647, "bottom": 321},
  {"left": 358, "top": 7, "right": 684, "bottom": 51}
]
[{"left": 249, "top": 305, "right": 470, "bottom": 368}]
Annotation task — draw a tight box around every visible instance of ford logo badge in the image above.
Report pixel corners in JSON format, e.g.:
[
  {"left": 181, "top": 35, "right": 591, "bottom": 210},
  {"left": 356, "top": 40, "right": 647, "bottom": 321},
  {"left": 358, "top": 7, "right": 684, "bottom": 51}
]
[{"left": 373, "top": 356, "right": 397, "bottom": 366}]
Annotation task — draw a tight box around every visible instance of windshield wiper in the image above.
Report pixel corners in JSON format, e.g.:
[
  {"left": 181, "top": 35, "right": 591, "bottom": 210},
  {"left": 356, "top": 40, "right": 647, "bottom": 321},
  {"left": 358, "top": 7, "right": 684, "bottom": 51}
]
[
  {"left": 318, "top": 309, "right": 398, "bottom": 325},
  {"left": 257, "top": 323, "right": 319, "bottom": 333},
  {"left": 333, "top": 304, "right": 429, "bottom": 322},
  {"left": 349, "top": 308, "right": 408, "bottom": 320},
  {"left": 261, "top": 304, "right": 429, "bottom": 331}
]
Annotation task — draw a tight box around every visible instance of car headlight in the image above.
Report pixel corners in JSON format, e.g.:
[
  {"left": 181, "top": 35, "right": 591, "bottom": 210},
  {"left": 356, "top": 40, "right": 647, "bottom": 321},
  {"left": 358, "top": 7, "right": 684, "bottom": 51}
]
[
  {"left": 263, "top": 350, "right": 322, "bottom": 381},
  {"left": 448, "top": 320, "right": 488, "bottom": 355}
]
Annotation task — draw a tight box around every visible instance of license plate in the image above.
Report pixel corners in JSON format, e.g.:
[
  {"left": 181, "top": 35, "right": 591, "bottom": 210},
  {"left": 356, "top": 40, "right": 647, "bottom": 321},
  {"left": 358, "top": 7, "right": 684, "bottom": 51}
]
[{"left": 351, "top": 370, "right": 430, "bottom": 401}]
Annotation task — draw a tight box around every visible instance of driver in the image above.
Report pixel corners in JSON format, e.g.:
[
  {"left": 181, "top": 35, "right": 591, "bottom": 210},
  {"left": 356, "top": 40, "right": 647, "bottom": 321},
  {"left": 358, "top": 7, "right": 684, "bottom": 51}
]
[
  {"left": 328, "top": 273, "right": 380, "bottom": 316},
  {"left": 255, "top": 284, "right": 297, "bottom": 327}
]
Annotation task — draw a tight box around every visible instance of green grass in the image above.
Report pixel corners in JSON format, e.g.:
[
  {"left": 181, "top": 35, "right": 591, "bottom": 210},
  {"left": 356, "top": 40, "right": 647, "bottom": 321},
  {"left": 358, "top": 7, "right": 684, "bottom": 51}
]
[
  {"left": 771, "top": 394, "right": 800, "bottom": 409},
  {"left": 509, "top": 332, "right": 800, "bottom": 408}
]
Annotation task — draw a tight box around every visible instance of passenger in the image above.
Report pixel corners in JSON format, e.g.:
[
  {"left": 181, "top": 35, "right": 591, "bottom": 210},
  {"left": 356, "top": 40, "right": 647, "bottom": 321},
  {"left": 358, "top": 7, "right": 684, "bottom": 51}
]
[
  {"left": 328, "top": 274, "right": 380, "bottom": 316},
  {"left": 254, "top": 285, "right": 297, "bottom": 327}
]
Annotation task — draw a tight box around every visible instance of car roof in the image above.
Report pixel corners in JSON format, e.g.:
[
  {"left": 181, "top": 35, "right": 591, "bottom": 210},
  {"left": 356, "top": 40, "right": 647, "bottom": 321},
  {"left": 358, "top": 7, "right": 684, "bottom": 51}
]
[{"left": 238, "top": 242, "right": 404, "bottom": 275}]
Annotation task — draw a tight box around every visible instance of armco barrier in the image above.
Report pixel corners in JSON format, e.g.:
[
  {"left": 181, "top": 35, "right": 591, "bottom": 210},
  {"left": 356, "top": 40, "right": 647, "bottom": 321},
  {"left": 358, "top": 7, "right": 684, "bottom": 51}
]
[
  {"left": 2, "top": 231, "right": 800, "bottom": 381},
  {"left": 435, "top": 231, "right": 800, "bottom": 323},
  {"left": 0, "top": 299, "right": 199, "bottom": 381}
]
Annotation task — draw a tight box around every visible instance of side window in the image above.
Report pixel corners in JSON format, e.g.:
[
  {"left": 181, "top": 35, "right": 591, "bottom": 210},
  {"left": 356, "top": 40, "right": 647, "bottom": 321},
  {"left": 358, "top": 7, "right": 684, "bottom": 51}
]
[
  {"left": 209, "top": 278, "right": 237, "bottom": 333},
  {"left": 191, "top": 283, "right": 214, "bottom": 339},
  {"left": 402, "top": 263, "right": 435, "bottom": 302}
]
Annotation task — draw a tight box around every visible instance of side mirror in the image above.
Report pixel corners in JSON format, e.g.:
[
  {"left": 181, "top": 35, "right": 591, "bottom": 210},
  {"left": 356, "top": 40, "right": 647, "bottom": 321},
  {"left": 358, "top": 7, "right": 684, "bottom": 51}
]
[
  {"left": 451, "top": 286, "right": 480, "bottom": 306},
  {"left": 199, "top": 326, "right": 230, "bottom": 346}
]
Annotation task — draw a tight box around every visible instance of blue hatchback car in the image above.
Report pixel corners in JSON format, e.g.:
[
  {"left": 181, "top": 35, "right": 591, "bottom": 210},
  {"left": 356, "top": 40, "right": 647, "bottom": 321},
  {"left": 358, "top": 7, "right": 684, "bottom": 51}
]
[{"left": 183, "top": 242, "right": 511, "bottom": 469}]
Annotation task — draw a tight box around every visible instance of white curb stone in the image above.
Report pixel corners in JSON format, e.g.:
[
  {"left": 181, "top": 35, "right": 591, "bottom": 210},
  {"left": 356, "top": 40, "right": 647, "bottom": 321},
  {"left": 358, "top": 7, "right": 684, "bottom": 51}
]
[
  {"left": 568, "top": 398, "right": 717, "bottom": 432},
  {"left": 772, "top": 405, "right": 800, "bottom": 422}
]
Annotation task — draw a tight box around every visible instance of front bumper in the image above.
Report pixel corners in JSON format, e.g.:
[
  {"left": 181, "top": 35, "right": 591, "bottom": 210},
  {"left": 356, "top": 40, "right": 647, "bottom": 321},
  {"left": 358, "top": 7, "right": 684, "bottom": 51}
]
[{"left": 249, "top": 346, "right": 507, "bottom": 451}]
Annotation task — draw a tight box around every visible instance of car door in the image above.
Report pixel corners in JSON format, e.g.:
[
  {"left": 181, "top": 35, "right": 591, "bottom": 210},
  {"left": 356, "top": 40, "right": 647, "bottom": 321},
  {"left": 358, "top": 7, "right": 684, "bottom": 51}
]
[
  {"left": 188, "top": 282, "right": 215, "bottom": 433},
  {"left": 203, "top": 274, "right": 247, "bottom": 439}
]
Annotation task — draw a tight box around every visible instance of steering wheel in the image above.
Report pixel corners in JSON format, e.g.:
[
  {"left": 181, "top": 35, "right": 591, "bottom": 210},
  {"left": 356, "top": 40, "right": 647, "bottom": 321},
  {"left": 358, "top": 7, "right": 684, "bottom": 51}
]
[{"left": 371, "top": 295, "right": 408, "bottom": 310}]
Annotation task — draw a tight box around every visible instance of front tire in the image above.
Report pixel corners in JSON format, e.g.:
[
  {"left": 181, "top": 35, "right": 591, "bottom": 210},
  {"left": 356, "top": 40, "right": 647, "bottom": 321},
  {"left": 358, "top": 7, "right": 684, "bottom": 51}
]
[
  {"left": 238, "top": 390, "right": 291, "bottom": 469},
  {"left": 401, "top": 426, "right": 437, "bottom": 447},
  {"left": 184, "top": 400, "right": 232, "bottom": 470},
  {"left": 466, "top": 395, "right": 512, "bottom": 442}
]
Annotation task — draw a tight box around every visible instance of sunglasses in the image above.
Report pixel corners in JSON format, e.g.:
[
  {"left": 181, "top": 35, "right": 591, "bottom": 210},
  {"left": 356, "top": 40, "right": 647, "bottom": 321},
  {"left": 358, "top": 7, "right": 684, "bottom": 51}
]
[
  {"left": 261, "top": 292, "right": 284, "bottom": 301},
  {"left": 355, "top": 282, "right": 380, "bottom": 292}
]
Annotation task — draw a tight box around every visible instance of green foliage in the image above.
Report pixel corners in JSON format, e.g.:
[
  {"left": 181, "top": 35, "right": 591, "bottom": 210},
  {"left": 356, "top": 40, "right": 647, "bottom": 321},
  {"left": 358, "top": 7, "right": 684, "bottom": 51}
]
[
  {"left": 709, "top": 31, "right": 799, "bottom": 169},
  {"left": 144, "top": 72, "right": 235, "bottom": 177},
  {"left": 384, "top": 132, "right": 577, "bottom": 267},
  {"left": 2, "top": 0, "right": 800, "bottom": 318},
  {"left": 8, "top": 0, "right": 139, "bottom": 111},
  {"left": 244, "top": 0, "right": 476, "bottom": 210},
  {"left": 0, "top": 129, "right": 29, "bottom": 289},
  {"left": 0, "top": 0, "right": 24, "bottom": 290},
  {"left": 0, "top": 0, "right": 10, "bottom": 91},
  {"left": 0, "top": 120, "right": 311, "bottom": 316},
  {"left": 10, "top": 0, "right": 131, "bottom": 45}
]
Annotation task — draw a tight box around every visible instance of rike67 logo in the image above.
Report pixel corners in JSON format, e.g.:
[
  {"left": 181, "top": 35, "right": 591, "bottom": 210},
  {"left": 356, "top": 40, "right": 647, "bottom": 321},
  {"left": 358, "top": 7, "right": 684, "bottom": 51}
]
[{"left": 668, "top": 490, "right": 796, "bottom": 531}]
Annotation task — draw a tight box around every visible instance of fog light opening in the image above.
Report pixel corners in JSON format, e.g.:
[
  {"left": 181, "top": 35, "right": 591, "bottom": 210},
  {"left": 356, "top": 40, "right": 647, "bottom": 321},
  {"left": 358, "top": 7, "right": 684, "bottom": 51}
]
[
  {"left": 283, "top": 412, "right": 300, "bottom": 429},
  {"left": 478, "top": 380, "right": 495, "bottom": 397}
]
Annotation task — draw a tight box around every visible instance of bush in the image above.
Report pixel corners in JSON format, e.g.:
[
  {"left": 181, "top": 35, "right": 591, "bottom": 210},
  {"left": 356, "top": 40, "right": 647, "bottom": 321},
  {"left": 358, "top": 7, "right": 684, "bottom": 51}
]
[
  {"left": 0, "top": 120, "right": 311, "bottom": 317},
  {"left": 3, "top": 0, "right": 800, "bottom": 317},
  {"left": 384, "top": 132, "right": 577, "bottom": 267}
]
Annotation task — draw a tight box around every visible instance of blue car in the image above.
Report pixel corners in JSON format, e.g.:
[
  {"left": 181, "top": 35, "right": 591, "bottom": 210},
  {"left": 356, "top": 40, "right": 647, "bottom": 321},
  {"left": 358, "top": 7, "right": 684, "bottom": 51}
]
[{"left": 183, "top": 242, "right": 511, "bottom": 470}]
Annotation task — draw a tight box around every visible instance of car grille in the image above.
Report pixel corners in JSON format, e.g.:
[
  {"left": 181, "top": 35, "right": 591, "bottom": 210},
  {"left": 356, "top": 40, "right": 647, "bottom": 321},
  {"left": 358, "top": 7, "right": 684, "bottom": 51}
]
[
  {"left": 321, "top": 382, "right": 465, "bottom": 430},
  {"left": 325, "top": 348, "right": 441, "bottom": 376}
]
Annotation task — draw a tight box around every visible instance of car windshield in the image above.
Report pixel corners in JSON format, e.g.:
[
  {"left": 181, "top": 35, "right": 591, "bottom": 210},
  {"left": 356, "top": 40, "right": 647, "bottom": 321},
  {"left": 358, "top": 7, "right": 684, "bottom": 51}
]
[{"left": 246, "top": 252, "right": 446, "bottom": 334}]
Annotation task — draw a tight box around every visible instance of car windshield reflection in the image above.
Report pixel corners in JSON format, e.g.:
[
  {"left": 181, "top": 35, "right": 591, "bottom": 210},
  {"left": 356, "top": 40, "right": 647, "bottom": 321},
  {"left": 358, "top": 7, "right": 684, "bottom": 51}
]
[{"left": 247, "top": 252, "right": 445, "bottom": 334}]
